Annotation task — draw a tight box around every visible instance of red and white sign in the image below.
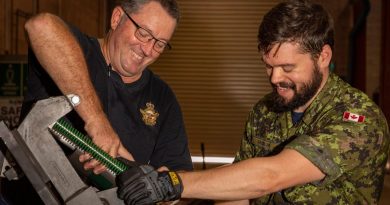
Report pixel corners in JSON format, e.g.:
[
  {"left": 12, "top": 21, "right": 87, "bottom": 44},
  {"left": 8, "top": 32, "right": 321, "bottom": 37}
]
[{"left": 343, "top": 112, "right": 365, "bottom": 123}]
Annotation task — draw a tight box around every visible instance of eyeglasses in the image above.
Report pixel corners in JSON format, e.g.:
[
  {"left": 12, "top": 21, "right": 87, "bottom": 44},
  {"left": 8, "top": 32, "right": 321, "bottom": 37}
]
[{"left": 122, "top": 8, "right": 171, "bottom": 53}]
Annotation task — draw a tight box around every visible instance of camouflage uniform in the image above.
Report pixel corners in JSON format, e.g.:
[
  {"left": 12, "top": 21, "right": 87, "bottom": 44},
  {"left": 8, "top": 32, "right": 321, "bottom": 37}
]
[{"left": 234, "top": 73, "right": 390, "bottom": 205}]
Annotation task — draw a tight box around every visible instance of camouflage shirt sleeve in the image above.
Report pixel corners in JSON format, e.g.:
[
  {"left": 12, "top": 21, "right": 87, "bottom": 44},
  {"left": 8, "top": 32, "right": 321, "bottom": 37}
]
[
  {"left": 234, "top": 110, "right": 257, "bottom": 163},
  {"left": 286, "top": 105, "right": 389, "bottom": 186}
]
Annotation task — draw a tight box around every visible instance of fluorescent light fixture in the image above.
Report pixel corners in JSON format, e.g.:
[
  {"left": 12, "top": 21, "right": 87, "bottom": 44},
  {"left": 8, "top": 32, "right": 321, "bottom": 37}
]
[{"left": 191, "top": 156, "right": 234, "bottom": 164}]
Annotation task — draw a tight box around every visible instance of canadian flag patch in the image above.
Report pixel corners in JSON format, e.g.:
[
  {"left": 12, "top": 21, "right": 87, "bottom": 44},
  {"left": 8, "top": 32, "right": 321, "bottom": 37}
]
[{"left": 343, "top": 112, "right": 365, "bottom": 123}]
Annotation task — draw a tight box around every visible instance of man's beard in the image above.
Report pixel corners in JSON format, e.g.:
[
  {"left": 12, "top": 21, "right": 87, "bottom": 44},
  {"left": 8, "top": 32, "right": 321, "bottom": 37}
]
[{"left": 268, "top": 64, "right": 323, "bottom": 113}]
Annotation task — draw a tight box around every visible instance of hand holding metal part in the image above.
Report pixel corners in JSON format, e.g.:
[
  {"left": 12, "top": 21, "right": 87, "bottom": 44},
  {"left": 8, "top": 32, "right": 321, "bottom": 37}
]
[{"left": 49, "top": 118, "right": 129, "bottom": 176}]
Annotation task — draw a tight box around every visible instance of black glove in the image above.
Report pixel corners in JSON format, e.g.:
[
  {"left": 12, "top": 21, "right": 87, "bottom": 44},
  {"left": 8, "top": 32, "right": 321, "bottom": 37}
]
[{"left": 115, "top": 160, "right": 183, "bottom": 205}]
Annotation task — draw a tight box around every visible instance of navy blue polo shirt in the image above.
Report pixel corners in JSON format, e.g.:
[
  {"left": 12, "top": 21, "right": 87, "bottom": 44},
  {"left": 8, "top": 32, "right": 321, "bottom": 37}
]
[{"left": 21, "top": 25, "right": 193, "bottom": 171}]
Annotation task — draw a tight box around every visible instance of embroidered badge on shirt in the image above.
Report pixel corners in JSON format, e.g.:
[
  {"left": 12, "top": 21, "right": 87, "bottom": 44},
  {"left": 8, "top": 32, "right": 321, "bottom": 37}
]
[
  {"left": 343, "top": 111, "right": 365, "bottom": 123},
  {"left": 140, "top": 102, "right": 159, "bottom": 126}
]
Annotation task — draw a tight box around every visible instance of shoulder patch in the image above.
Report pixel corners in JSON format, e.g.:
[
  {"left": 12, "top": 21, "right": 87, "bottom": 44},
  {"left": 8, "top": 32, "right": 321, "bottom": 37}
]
[{"left": 343, "top": 112, "right": 365, "bottom": 123}]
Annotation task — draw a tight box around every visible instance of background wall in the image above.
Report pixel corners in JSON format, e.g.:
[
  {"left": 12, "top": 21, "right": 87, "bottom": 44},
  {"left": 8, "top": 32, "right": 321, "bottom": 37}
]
[
  {"left": 153, "top": 0, "right": 278, "bottom": 157},
  {"left": 0, "top": 0, "right": 107, "bottom": 55}
]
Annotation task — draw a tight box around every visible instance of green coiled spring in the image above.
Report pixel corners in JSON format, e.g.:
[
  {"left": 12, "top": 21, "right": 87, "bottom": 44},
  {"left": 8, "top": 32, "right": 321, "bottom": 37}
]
[{"left": 51, "top": 118, "right": 128, "bottom": 175}]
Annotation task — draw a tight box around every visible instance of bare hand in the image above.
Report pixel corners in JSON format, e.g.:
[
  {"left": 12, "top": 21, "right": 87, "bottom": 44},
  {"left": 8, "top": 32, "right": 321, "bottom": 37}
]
[{"left": 79, "top": 117, "right": 134, "bottom": 174}]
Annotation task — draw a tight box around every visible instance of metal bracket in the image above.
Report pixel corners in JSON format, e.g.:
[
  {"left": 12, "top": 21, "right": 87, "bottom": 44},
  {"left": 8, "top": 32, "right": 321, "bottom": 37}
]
[{"left": 0, "top": 95, "right": 123, "bottom": 205}]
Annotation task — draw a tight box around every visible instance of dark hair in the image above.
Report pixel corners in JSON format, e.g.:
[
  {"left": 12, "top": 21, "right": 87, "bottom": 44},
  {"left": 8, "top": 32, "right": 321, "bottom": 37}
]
[
  {"left": 258, "top": 0, "right": 334, "bottom": 59},
  {"left": 117, "top": 0, "right": 180, "bottom": 22}
]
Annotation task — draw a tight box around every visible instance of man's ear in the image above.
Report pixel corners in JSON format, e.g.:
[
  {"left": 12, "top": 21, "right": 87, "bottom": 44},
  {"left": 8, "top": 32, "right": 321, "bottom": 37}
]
[
  {"left": 319, "top": 44, "right": 332, "bottom": 69},
  {"left": 110, "top": 6, "right": 123, "bottom": 30}
]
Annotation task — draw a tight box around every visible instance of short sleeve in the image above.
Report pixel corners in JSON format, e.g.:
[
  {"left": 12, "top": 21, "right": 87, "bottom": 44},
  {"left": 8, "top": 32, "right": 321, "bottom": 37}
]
[{"left": 286, "top": 109, "right": 388, "bottom": 185}]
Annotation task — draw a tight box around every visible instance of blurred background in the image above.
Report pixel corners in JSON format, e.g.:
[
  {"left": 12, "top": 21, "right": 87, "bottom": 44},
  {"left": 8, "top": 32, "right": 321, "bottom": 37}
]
[{"left": 0, "top": 0, "right": 389, "bottom": 204}]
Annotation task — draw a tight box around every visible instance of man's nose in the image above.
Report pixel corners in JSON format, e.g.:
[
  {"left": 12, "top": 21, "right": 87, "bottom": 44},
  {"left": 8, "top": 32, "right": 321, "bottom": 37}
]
[
  {"left": 269, "top": 67, "right": 284, "bottom": 85},
  {"left": 141, "top": 39, "right": 155, "bottom": 56}
]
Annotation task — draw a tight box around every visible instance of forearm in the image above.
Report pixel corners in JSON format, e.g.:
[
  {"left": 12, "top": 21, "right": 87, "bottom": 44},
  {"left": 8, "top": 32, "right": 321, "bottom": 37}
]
[
  {"left": 179, "top": 158, "right": 277, "bottom": 200},
  {"left": 179, "top": 149, "right": 325, "bottom": 200},
  {"left": 25, "top": 13, "right": 105, "bottom": 124}
]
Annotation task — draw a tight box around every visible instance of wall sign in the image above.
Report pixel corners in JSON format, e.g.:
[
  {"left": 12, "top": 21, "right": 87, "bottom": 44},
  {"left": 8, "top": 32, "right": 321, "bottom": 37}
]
[{"left": 0, "top": 55, "right": 27, "bottom": 129}]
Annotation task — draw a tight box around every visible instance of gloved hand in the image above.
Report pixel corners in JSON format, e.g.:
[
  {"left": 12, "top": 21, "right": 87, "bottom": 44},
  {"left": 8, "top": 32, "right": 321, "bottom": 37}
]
[{"left": 115, "top": 159, "right": 183, "bottom": 205}]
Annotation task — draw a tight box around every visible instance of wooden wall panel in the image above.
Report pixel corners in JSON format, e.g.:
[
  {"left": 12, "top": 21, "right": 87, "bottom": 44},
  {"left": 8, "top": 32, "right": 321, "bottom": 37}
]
[
  {"left": 12, "top": 0, "right": 33, "bottom": 55},
  {"left": 0, "top": 0, "right": 7, "bottom": 54},
  {"left": 37, "top": 0, "right": 60, "bottom": 14},
  {"left": 366, "top": 0, "right": 382, "bottom": 100},
  {"left": 61, "top": 0, "right": 107, "bottom": 37},
  {"left": 381, "top": 0, "right": 390, "bottom": 122},
  {"left": 0, "top": 0, "right": 106, "bottom": 55},
  {"left": 316, "top": 0, "right": 351, "bottom": 79}
]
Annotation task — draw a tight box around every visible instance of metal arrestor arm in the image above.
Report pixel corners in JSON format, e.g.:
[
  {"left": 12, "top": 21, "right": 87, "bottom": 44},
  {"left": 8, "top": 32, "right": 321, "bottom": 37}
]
[
  {"left": 16, "top": 95, "right": 94, "bottom": 202},
  {"left": 0, "top": 95, "right": 124, "bottom": 205},
  {"left": 0, "top": 121, "right": 61, "bottom": 204}
]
